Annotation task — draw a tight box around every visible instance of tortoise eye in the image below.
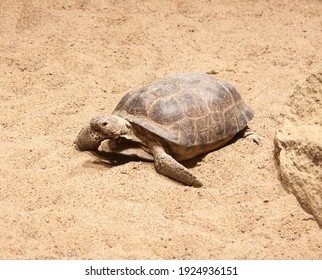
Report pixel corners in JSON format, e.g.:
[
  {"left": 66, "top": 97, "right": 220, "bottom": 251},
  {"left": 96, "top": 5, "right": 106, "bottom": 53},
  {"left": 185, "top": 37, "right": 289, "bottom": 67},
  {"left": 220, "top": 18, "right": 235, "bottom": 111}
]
[{"left": 101, "top": 122, "right": 108, "bottom": 127}]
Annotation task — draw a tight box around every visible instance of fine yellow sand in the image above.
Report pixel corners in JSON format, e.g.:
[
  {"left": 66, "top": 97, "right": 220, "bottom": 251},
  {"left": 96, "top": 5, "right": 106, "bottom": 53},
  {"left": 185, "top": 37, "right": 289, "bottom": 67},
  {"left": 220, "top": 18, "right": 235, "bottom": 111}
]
[{"left": 1, "top": 0, "right": 321, "bottom": 259}]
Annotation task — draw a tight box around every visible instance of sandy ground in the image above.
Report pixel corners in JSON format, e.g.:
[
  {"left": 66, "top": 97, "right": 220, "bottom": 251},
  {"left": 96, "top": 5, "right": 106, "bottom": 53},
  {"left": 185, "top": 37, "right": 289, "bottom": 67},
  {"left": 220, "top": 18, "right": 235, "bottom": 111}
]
[{"left": 0, "top": 0, "right": 322, "bottom": 260}]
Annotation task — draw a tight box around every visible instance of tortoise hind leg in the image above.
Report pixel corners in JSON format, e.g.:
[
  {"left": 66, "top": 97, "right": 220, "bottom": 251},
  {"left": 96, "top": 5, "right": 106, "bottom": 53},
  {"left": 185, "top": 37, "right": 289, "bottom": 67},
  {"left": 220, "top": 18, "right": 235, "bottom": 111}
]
[
  {"left": 241, "top": 126, "right": 261, "bottom": 144},
  {"left": 152, "top": 146, "right": 202, "bottom": 187}
]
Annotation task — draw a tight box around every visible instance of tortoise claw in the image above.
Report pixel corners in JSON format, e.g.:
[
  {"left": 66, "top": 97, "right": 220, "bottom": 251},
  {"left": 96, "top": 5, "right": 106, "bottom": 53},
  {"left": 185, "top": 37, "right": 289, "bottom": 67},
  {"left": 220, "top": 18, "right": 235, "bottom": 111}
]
[{"left": 242, "top": 128, "right": 261, "bottom": 145}]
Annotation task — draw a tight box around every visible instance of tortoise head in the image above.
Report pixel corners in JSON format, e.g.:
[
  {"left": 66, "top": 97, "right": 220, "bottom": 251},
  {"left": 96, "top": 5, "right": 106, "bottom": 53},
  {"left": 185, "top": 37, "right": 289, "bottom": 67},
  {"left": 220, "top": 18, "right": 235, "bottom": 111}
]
[{"left": 75, "top": 115, "right": 130, "bottom": 151}]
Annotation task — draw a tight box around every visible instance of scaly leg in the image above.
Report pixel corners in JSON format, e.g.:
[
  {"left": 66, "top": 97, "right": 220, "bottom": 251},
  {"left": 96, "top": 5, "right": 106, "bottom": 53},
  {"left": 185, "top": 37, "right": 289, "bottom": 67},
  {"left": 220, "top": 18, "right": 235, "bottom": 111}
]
[{"left": 152, "top": 145, "right": 202, "bottom": 187}]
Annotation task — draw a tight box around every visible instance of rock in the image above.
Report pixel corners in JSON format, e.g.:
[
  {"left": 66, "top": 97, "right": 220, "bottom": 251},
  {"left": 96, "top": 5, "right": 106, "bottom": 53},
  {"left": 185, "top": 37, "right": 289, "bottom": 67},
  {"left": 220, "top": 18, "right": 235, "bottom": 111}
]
[{"left": 274, "top": 67, "right": 322, "bottom": 228}]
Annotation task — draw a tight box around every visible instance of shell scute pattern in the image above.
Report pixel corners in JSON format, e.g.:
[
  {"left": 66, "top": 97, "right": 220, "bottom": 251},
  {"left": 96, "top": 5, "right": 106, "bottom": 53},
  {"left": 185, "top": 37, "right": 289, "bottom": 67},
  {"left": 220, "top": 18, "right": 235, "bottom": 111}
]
[
  {"left": 151, "top": 82, "right": 179, "bottom": 97},
  {"left": 194, "top": 115, "right": 210, "bottom": 145},
  {"left": 223, "top": 106, "right": 239, "bottom": 136},
  {"left": 210, "top": 111, "right": 225, "bottom": 140},
  {"left": 149, "top": 97, "right": 183, "bottom": 125},
  {"left": 113, "top": 73, "right": 253, "bottom": 149},
  {"left": 178, "top": 117, "right": 195, "bottom": 146},
  {"left": 217, "top": 81, "right": 240, "bottom": 101},
  {"left": 177, "top": 91, "right": 208, "bottom": 118},
  {"left": 235, "top": 103, "right": 249, "bottom": 129}
]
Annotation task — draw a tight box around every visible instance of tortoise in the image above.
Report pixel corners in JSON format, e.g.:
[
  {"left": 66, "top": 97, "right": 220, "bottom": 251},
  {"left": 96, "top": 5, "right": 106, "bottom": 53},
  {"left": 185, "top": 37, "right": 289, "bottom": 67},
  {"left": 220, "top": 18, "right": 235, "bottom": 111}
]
[{"left": 75, "top": 72, "right": 258, "bottom": 187}]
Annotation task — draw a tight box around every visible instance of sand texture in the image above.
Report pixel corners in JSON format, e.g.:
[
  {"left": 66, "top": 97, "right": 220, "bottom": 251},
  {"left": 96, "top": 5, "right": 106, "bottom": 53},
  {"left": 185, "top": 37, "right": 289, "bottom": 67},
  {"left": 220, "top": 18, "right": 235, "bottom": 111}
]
[{"left": 0, "top": 0, "right": 322, "bottom": 259}]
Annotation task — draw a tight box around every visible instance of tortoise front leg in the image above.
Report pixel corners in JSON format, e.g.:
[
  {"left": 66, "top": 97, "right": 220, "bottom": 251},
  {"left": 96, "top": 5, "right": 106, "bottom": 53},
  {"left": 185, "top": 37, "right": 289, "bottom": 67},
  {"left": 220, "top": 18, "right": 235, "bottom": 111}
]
[{"left": 152, "top": 146, "right": 202, "bottom": 187}]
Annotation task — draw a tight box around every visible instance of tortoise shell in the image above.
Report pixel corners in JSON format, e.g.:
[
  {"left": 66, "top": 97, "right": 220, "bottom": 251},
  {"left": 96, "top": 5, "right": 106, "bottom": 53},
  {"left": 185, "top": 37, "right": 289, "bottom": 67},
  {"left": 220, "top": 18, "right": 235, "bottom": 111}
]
[{"left": 113, "top": 72, "right": 254, "bottom": 160}]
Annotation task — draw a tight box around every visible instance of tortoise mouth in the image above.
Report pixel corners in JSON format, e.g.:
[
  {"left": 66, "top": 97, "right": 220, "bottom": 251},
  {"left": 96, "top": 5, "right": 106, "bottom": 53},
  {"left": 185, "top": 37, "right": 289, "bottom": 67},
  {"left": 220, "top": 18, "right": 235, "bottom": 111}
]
[
  {"left": 75, "top": 126, "right": 107, "bottom": 151},
  {"left": 89, "top": 131, "right": 107, "bottom": 145}
]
